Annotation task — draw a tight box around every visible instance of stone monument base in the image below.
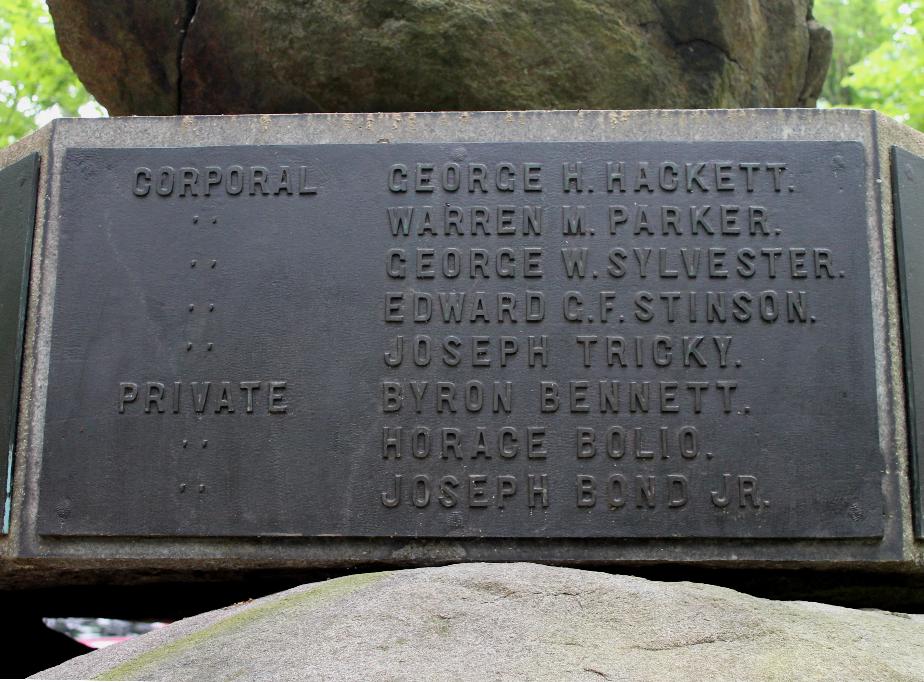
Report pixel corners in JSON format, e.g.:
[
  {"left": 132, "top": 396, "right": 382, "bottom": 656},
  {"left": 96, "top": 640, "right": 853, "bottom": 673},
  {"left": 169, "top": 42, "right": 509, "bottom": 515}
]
[{"left": 33, "top": 563, "right": 924, "bottom": 681}]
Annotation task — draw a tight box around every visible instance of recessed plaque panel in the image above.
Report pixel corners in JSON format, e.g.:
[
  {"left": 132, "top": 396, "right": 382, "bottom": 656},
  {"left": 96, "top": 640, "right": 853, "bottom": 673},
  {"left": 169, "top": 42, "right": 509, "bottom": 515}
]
[
  {"left": 0, "top": 153, "right": 39, "bottom": 533},
  {"left": 893, "top": 146, "right": 924, "bottom": 538},
  {"left": 37, "top": 142, "right": 882, "bottom": 538}
]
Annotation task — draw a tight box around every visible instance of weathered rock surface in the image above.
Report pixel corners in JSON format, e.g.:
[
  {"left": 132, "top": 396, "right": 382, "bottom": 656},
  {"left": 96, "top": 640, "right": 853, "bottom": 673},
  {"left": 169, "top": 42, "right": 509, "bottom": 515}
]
[
  {"left": 46, "top": 1, "right": 190, "bottom": 116},
  {"left": 33, "top": 563, "right": 924, "bottom": 681},
  {"left": 48, "top": 1, "right": 831, "bottom": 116}
]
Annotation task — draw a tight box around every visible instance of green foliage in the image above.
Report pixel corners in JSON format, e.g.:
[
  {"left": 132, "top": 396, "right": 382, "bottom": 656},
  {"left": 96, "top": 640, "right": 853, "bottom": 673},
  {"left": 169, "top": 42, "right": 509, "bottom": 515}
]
[
  {"left": 814, "top": 0, "right": 889, "bottom": 106},
  {"left": 845, "top": 0, "right": 924, "bottom": 129},
  {"left": 815, "top": 0, "right": 924, "bottom": 130},
  {"left": 0, "top": 0, "right": 102, "bottom": 146}
]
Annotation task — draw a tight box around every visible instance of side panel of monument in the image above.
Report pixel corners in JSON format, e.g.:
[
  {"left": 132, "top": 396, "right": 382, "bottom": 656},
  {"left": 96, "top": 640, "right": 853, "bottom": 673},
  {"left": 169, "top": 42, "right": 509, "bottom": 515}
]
[
  {"left": 892, "top": 144, "right": 924, "bottom": 539},
  {"left": 0, "top": 154, "right": 39, "bottom": 535},
  {"left": 1, "top": 110, "right": 922, "bottom": 573}
]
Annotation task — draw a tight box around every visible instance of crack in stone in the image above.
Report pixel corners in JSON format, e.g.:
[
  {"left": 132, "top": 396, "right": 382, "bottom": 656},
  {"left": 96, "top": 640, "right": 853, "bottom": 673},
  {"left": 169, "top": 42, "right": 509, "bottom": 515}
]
[
  {"left": 176, "top": 0, "right": 200, "bottom": 114},
  {"left": 633, "top": 633, "right": 745, "bottom": 652},
  {"left": 649, "top": 0, "right": 744, "bottom": 71},
  {"left": 675, "top": 37, "right": 744, "bottom": 71}
]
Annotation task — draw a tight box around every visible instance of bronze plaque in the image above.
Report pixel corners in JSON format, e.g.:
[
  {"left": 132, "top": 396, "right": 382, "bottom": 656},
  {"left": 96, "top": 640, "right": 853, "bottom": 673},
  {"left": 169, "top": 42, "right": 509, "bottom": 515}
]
[
  {"left": 893, "top": 146, "right": 924, "bottom": 537},
  {"left": 0, "top": 153, "right": 39, "bottom": 533},
  {"left": 36, "top": 142, "right": 882, "bottom": 538}
]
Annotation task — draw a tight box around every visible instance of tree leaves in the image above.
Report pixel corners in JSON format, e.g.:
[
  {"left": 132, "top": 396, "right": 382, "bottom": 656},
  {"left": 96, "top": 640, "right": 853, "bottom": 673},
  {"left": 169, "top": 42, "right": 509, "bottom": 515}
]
[
  {"left": 0, "top": 0, "right": 103, "bottom": 146},
  {"left": 816, "top": 0, "right": 923, "bottom": 130}
]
